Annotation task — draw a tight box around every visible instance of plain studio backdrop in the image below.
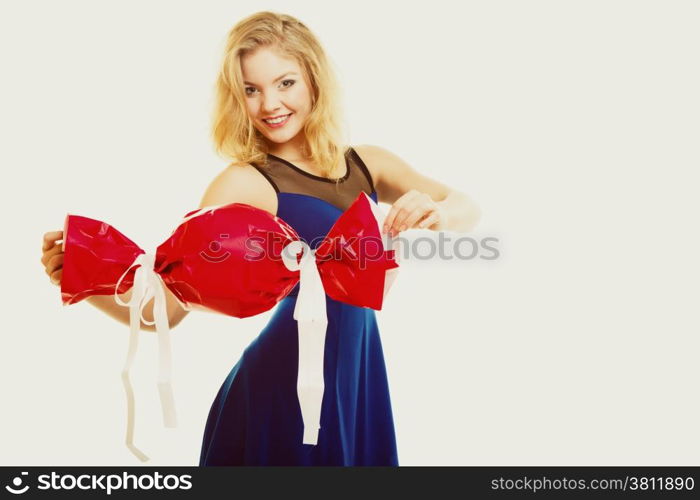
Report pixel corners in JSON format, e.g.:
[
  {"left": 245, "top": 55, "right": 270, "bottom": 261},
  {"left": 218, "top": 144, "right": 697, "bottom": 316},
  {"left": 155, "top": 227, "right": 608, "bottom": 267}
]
[{"left": 1, "top": 0, "right": 698, "bottom": 466}]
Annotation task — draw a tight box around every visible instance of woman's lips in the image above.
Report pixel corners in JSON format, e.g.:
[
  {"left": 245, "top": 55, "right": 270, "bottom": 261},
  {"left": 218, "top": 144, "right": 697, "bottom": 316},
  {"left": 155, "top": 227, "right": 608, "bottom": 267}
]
[{"left": 262, "top": 113, "right": 292, "bottom": 128}]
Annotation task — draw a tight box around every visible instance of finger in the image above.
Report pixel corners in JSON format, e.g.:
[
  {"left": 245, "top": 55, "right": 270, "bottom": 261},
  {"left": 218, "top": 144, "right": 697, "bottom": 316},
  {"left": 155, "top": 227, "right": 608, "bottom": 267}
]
[
  {"left": 43, "top": 230, "right": 63, "bottom": 251},
  {"left": 399, "top": 197, "right": 436, "bottom": 230},
  {"left": 392, "top": 205, "right": 423, "bottom": 234},
  {"left": 384, "top": 191, "right": 419, "bottom": 234},
  {"left": 47, "top": 263, "right": 63, "bottom": 280},
  {"left": 42, "top": 230, "right": 63, "bottom": 250},
  {"left": 403, "top": 204, "right": 436, "bottom": 230},
  {"left": 418, "top": 211, "right": 440, "bottom": 229},
  {"left": 46, "top": 253, "right": 64, "bottom": 276},
  {"left": 392, "top": 195, "right": 431, "bottom": 233},
  {"left": 383, "top": 192, "right": 412, "bottom": 233},
  {"left": 41, "top": 243, "right": 63, "bottom": 266},
  {"left": 50, "top": 268, "right": 63, "bottom": 286},
  {"left": 387, "top": 205, "right": 410, "bottom": 236}
]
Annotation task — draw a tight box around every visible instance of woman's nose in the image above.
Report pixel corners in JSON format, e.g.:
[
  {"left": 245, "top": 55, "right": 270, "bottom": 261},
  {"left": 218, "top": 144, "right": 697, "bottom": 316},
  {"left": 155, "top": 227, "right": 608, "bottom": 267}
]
[{"left": 262, "top": 93, "right": 282, "bottom": 114}]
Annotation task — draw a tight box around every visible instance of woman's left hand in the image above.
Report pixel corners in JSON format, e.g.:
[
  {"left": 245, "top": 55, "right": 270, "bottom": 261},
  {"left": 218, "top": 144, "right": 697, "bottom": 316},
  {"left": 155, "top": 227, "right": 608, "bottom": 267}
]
[{"left": 382, "top": 189, "right": 448, "bottom": 237}]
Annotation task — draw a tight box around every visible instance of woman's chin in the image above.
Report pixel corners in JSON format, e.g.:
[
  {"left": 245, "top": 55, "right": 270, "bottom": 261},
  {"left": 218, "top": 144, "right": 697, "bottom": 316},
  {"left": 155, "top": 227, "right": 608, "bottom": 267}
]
[{"left": 261, "top": 128, "right": 304, "bottom": 144}]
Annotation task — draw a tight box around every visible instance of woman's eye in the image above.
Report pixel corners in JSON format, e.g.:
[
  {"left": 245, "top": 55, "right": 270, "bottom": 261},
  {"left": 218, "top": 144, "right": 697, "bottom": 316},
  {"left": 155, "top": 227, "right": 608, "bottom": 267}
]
[{"left": 245, "top": 80, "right": 295, "bottom": 97}]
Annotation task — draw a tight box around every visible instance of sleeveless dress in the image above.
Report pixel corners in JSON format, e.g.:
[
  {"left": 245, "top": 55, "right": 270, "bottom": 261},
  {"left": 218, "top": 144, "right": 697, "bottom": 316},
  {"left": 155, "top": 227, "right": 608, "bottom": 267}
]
[{"left": 198, "top": 146, "right": 399, "bottom": 466}]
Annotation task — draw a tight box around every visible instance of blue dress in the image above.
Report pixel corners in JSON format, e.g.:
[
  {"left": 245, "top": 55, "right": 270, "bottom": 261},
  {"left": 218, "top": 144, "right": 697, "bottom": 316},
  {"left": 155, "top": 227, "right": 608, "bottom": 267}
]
[{"left": 198, "top": 147, "right": 399, "bottom": 466}]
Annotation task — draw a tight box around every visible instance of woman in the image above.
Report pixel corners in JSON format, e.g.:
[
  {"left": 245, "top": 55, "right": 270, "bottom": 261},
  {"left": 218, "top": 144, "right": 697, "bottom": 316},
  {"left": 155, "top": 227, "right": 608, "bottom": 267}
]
[{"left": 40, "top": 11, "right": 481, "bottom": 465}]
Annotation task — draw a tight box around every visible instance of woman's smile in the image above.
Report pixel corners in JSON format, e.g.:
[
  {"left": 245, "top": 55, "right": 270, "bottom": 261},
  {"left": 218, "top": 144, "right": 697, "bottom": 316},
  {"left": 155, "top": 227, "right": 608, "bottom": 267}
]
[{"left": 262, "top": 113, "right": 293, "bottom": 128}]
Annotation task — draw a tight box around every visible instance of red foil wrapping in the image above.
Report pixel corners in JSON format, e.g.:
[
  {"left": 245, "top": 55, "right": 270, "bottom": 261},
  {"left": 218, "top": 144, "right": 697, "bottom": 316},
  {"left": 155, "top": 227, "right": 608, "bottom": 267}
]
[{"left": 63, "top": 193, "right": 398, "bottom": 315}]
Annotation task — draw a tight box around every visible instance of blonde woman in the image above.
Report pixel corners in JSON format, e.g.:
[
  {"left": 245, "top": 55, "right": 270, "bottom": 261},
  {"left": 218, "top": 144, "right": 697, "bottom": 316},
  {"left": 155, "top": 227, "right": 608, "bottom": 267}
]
[{"left": 41, "top": 11, "right": 480, "bottom": 465}]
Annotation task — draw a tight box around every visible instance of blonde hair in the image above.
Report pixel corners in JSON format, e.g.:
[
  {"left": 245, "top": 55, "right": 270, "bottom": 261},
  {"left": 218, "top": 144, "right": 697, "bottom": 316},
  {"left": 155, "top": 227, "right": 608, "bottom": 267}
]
[{"left": 211, "top": 11, "right": 347, "bottom": 181}]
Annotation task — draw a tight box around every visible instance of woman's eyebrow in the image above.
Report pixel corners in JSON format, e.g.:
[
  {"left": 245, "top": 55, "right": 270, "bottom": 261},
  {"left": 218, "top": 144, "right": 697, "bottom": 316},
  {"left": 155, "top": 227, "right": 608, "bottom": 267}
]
[{"left": 243, "top": 72, "right": 299, "bottom": 86}]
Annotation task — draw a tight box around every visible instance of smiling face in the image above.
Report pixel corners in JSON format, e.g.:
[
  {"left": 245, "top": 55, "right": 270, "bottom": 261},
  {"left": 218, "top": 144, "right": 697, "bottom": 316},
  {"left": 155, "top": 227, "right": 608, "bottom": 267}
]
[{"left": 241, "top": 46, "right": 314, "bottom": 155}]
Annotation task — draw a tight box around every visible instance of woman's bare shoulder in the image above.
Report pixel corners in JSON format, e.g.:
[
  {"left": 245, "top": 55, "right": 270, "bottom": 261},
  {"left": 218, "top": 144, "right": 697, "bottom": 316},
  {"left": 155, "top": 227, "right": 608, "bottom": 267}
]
[{"left": 199, "top": 162, "right": 278, "bottom": 215}]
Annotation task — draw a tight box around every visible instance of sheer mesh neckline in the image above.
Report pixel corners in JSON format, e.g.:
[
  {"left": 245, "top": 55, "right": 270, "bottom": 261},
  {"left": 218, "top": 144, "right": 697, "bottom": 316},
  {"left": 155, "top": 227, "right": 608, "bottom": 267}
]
[
  {"left": 266, "top": 152, "right": 351, "bottom": 183},
  {"left": 251, "top": 147, "right": 375, "bottom": 213}
]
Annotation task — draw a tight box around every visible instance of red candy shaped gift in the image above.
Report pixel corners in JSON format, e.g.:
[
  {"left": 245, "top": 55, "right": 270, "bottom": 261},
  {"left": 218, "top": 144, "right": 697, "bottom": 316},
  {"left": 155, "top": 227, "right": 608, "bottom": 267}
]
[{"left": 60, "top": 191, "right": 400, "bottom": 462}]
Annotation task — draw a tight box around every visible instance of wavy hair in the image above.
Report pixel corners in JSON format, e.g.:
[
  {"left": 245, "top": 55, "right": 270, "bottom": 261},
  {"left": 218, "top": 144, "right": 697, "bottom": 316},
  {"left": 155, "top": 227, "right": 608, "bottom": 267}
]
[{"left": 211, "top": 11, "right": 348, "bottom": 181}]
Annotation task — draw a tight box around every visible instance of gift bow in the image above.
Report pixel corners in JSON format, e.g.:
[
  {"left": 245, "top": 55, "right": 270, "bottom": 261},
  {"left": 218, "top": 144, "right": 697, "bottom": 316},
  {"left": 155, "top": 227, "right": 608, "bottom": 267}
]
[{"left": 61, "top": 191, "right": 400, "bottom": 461}]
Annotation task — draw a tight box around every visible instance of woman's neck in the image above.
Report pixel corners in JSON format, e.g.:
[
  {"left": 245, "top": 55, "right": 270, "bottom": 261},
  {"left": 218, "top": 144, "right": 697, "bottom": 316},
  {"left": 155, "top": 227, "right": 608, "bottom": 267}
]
[{"left": 266, "top": 135, "right": 309, "bottom": 161}]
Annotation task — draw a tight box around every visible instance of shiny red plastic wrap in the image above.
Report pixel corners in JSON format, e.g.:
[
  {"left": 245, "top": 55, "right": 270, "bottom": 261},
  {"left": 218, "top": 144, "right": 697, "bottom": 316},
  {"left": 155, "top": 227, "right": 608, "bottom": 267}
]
[
  {"left": 62, "top": 203, "right": 300, "bottom": 317},
  {"left": 59, "top": 191, "right": 400, "bottom": 462},
  {"left": 62, "top": 192, "right": 398, "bottom": 316}
]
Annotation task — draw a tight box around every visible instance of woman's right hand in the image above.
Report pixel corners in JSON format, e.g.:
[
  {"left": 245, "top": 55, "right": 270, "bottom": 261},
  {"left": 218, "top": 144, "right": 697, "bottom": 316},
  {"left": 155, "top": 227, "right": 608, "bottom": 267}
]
[{"left": 42, "top": 230, "right": 64, "bottom": 286}]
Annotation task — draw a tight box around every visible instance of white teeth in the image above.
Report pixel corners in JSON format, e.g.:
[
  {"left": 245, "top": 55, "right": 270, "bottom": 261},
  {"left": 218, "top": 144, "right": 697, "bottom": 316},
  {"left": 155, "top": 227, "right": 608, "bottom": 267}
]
[{"left": 264, "top": 114, "right": 291, "bottom": 124}]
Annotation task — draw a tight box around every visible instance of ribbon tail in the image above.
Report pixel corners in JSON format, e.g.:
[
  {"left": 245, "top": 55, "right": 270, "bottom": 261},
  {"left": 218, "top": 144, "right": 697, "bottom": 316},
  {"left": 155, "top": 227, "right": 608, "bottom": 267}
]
[
  {"left": 296, "top": 318, "right": 327, "bottom": 445},
  {"left": 292, "top": 244, "right": 328, "bottom": 445},
  {"left": 120, "top": 267, "right": 150, "bottom": 463},
  {"left": 151, "top": 274, "right": 177, "bottom": 428},
  {"left": 281, "top": 240, "right": 329, "bottom": 445}
]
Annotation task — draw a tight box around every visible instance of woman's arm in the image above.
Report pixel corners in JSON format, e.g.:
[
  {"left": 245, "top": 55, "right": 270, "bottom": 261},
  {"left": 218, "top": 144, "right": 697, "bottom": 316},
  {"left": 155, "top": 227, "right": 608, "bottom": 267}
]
[
  {"left": 86, "top": 287, "right": 188, "bottom": 333},
  {"left": 353, "top": 145, "right": 481, "bottom": 235}
]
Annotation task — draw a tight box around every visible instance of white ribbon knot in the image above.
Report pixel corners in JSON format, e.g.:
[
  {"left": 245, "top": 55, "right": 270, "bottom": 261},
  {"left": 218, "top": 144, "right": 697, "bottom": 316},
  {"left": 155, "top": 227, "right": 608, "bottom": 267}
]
[
  {"left": 114, "top": 252, "right": 177, "bottom": 462},
  {"left": 281, "top": 240, "right": 327, "bottom": 445}
]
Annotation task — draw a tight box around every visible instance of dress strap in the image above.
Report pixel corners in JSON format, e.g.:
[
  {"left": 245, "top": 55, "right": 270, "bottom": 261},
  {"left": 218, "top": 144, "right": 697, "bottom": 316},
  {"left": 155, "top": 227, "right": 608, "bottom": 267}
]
[
  {"left": 348, "top": 147, "right": 376, "bottom": 193},
  {"left": 250, "top": 162, "right": 280, "bottom": 193}
]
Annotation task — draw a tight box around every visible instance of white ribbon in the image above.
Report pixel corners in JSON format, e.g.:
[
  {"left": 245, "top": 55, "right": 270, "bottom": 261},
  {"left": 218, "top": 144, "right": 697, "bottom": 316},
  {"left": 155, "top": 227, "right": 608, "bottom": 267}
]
[
  {"left": 281, "top": 240, "right": 327, "bottom": 445},
  {"left": 113, "top": 252, "right": 177, "bottom": 462}
]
